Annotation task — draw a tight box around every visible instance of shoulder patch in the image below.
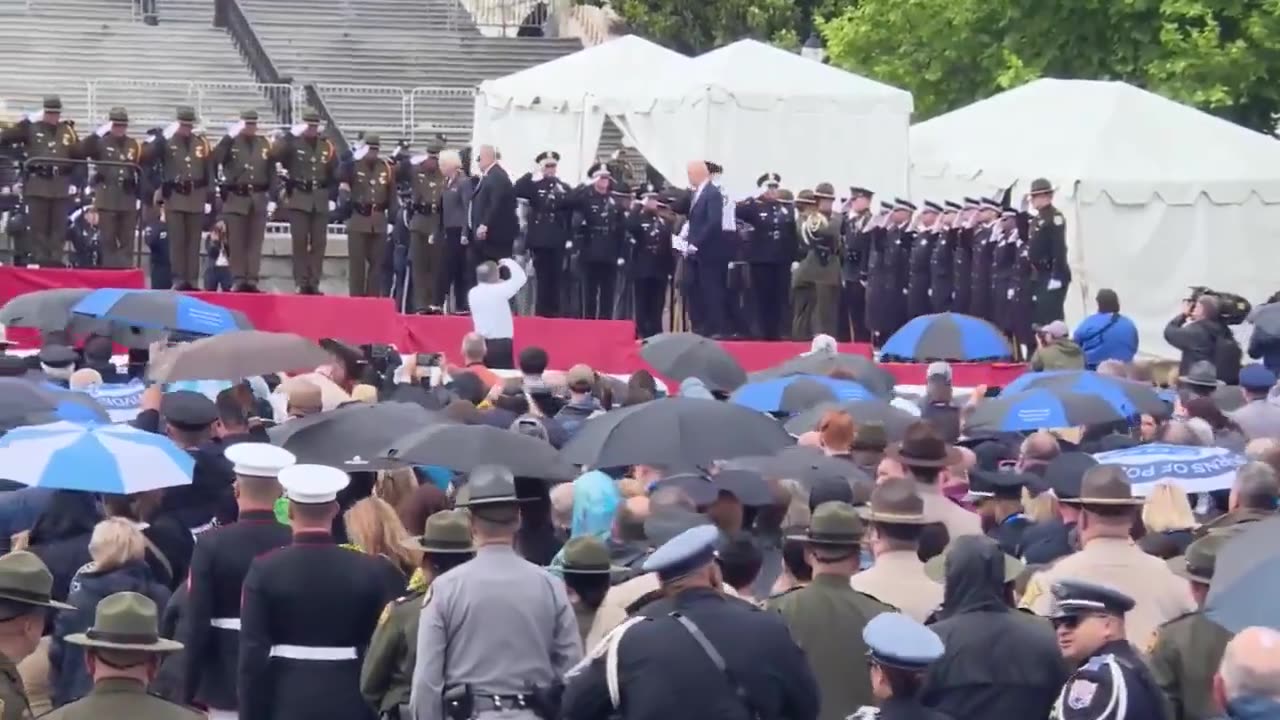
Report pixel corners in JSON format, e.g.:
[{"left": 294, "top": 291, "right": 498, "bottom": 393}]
[
  {"left": 1053, "top": 215, "right": 1064, "bottom": 226},
  {"left": 378, "top": 601, "right": 394, "bottom": 627},
  {"left": 1066, "top": 679, "right": 1097, "bottom": 709}
]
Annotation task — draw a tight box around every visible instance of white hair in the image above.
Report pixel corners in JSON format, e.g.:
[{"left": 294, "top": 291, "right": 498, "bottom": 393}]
[
  {"left": 41, "top": 363, "right": 73, "bottom": 382},
  {"left": 1220, "top": 627, "right": 1280, "bottom": 702},
  {"left": 461, "top": 332, "right": 487, "bottom": 363},
  {"left": 439, "top": 150, "right": 462, "bottom": 170},
  {"left": 810, "top": 334, "right": 837, "bottom": 354}
]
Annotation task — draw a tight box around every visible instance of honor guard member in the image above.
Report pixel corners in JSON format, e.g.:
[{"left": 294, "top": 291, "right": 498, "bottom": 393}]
[
  {"left": 0, "top": 552, "right": 75, "bottom": 720},
  {"left": 965, "top": 469, "right": 1037, "bottom": 558},
  {"left": 791, "top": 182, "right": 843, "bottom": 339},
  {"left": 1008, "top": 211, "right": 1038, "bottom": 356},
  {"left": 270, "top": 110, "right": 337, "bottom": 295},
  {"left": 929, "top": 201, "right": 961, "bottom": 313},
  {"left": 180, "top": 443, "right": 296, "bottom": 719},
  {"left": 401, "top": 139, "right": 447, "bottom": 313},
  {"left": 38, "top": 344, "right": 78, "bottom": 388},
  {"left": 950, "top": 198, "right": 980, "bottom": 315},
  {"left": 840, "top": 186, "right": 875, "bottom": 343},
  {"left": 1027, "top": 178, "right": 1070, "bottom": 325},
  {"left": 992, "top": 208, "right": 1022, "bottom": 347},
  {"left": 627, "top": 184, "right": 674, "bottom": 339},
  {"left": 362, "top": 510, "right": 475, "bottom": 720},
  {"left": 409, "top": 466, "right": 582, "bottom": 720},
  {"left": 214, "top": 110, "right": 273, "bottom": 291},
  {"left": 151, "top": 106, "right": 213, "bottom": 290},
  {"left": 867, "top": 199, "right": 915, "bottom": 343},
  {"left": 48, "top": 592, "right": 199, "bottom": 720},
  {"left": 736, "top": 172, "right": 795, "bottom": 341},
  {"left": 968, "top": 199, "right": 1000, "bottom": 322},
  {"left": 906, "top": 201, "right": 940, "bottom": 321},
  {"left": 0, "top": 95, "right": 80, "bottom": 266},
  {"left": 849, "top": 613, "right": 952, "bottom": 720},
  {"left": 564, "top": 164, "right": 626, "bottom": 320},
  {"left": 238, "top": 465, "right": 403, "bottom": 720},
  {"left": 1048, "top": 581, "right": 1169, "bottom": 720},
  {"left": 80, "top": 106, "right": 143, "bottom": 269},
  {"left": 769, "top": 502, "right": 892, "bottom": 720},
  {"left": 341, "top": 134, "right": 398, "bottom": 298},
  {"left": 561, "top": 524, "right": 820, "bottom": 720},
  {"left": 514, "top": 151, "right": 572, "bottom": 318},
  {"left": 1148, "top": 532, "right": 1233, "bottom": 720}
]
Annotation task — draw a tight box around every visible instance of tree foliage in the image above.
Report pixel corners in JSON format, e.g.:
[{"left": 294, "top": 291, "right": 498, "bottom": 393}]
[{"left": 611, "top": 0, "right": 836, "bottom": 55}]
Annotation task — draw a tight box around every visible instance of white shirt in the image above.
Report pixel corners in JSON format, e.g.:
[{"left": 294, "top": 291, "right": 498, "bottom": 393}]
[{"left": 468, "top": 258, "right": 527, "bottom": 339}]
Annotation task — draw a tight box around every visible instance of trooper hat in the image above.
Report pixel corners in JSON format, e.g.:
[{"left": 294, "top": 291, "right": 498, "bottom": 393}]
[
  {"left": 795, "top": 189, "right": 816, "bottom": 206},
  {"left": 108, "top": 107, "right": 129, "bottom": 124},
  {"left": 812, "top": 182, "right": 837, "bottom": 200},
  {"left": 401, "top": 509, "right": 475, "bottom": 553},
  {"left": 176, "top": 106, "right": 197, "bottom": 124},
  {"left": 1059, "top": 464, "right": 1143, "bottom": 507},
  {"left": 43, "top": 96, "right": 63, "bottom": 112},
  {"left": 558, "top": 536, "right": 627, "bottom": 576},
  {"left": 1029, "top": 178, "right": 1055, "bottom": 196},
  {"left": 1178, "top": 360, "right": 1224, "bottom": 389},
  {"left": 363, "top": 133, "right": 382, "bottom": 149},
  {"left": 240, "top": 109, "right": 259, "bottom": 122},
  {"left": 455, "top": 465, "right": 521, "bottom": 507},
  {"left": 787, "top": 501, "right": 863, "bottom": 545},
  {"left": 302, "top": 109, "right": 321, "bottom": 124},
  {"left": 1167, "top": 531, "right": 1228, "bottom": 585},
  {"left": 857, "top": 476, "right": 927, "bottom": 525},
  {"left": 0, "top": 551, "right": 74, "bottom": 612},
  {"left": 65, "top": 592, "right": 183, "bottom": 653},
  {"left": 886, "top": 423, "right": 962, "bottom": 468}
]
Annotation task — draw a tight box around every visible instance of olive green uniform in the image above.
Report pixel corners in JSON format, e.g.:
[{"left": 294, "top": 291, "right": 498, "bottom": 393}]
[
  {"left": 405, "top": 161, "right": 445, "bottom": 310},
  {"left": 80, "top": 129, "right": 144, "bottom": 269},
  {"left": 214, "top": 130, "right": 273, "bottom": 287},
  {"left": 341, "top": 154, "right": 398, "bottom": 297},
  {"left": 362, "top": 587, "right": 426, "bottom": 718},
  {"left": 0, "top": 114, "right": 79, "bottom": 265},
  {"left": 154, "top": 127, "right": 214, "bottom": 289},
  {"left": 0, "top": 652, "right": 32, "bottom": 720},
  {"left": 270, "top": 131, "right": 337, "bottom": 292},
  {"left": 1148, "top": 610, "right": 1232, "bottom": 720},
  {"left": 37, "top": 677, "right": 200, "bottom": 720},
  {"left": 791, "top": 210, "right": 843, "bottom": 339}
]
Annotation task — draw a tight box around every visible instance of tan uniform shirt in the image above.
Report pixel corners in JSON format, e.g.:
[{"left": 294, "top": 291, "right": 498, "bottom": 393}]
[
  {"left": 81, "top": 134, "right": 143, "bottom": 212},
  {"left": 586, "top": 573, "right": 738, "bottom": 651},
  {"left": 0, "top": 120, "right": 79, "bottom": 199},
  {"left": 271, "top": 134, "right": 337, "bottom": 214},
  {"left": 917, "top": 481, "right": 983, "bottom": 541},
  {"left": 214, "top": 133, "right": 273, "bottom": 215},
  {"left": 0, "top": 652, "right": 31, "bottom": 720},
  {"left": 850, "top": 550, "right": 944, "bottom": 622}
]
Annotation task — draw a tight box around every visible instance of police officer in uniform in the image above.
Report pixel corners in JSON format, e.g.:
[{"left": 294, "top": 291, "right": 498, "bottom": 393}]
[
  {"left": 270, "top": 110, "right": 337, "bottom": 294},
  {"left": 80, "top": 106, "right": 142, "bottom": 269},
  {"left": 0, "top": 95, "right": 80, "bottom": 266},
  {"left": 0, "top": 552, "right": 75, "bottom": 720},
  {"left": 1009, "top": 210, "right": 1037, "bottom": 357},
  {"left": 850, "top": 612, "right": 952, "bottom": 720},
  {"left": 1027, "top": 178, "right": 1070, "bottom": 324},
  {"left": 968, "top": 199, "right": 1000, "bottom": 322},
  {"left": 990, "top": 208, "right": 1019, "bottom": 335},
  {"left": 950, "top": 198, "right": 980, "bottom": 315},
  {"left": 966, "top": 469, "right": 1036, "bottom": 558},
  {"left": 840, "top": 186, "right": 875, "bottom": 343},
  {"left": 564, "top": 164, "right": 626, "bottom": 320},
  {"left": 149, "top": 106, "right": 213, "bottom": 290},
  {"left": 239, "top": 465, "right": 404, "bottom": 720},
  {"left": 736, "top": 172, "right": 795, "bottom": 340},
  {"left": 362, "top": 510, "right": 474, "bottom": 720},
  {"left": 558, "top": 536, "right": 626, "bottom": 649},
  {"left": 341, "top": 134, "right": 398, "bottom": 297},
  {"left": 929, "top": 201, "right": 960, "bottom": 313},
  {"left": 514, "top": 151, "right": 572, "bottom": 317},
  {"left": 180, "top": 443, "right": 295, "bottom": 719},
  {"left": 868, "top": 200, "right": 915, "bottom": 344},
  {"left": 792, "top": 182, "right": 843, "bottom": 339},
  {"left": 410, "top": 466, "right": 582, "bottom": 720},
  {"left": 214, "top": 110, "right": 273, "bottom": 291},
  {"left": 627, "top": 184, "right": 674, "bottom": 339},
  {"left": 562, "top": 524, "right": 819, "bottom": 720},
  {"left": 402, "top": 139, "right": 447, "bottom": 313},
  {"left": 907, "top": 201, "right": 941, "bottom": 320}
]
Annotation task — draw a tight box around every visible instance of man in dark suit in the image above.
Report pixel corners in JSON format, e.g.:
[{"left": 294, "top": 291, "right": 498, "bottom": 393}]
[
  {"left": 469, "top": 144, "right": 518, "bottom": 265},
  {"left": 683, "top": 160, "right": 726, "bottom": 338}
]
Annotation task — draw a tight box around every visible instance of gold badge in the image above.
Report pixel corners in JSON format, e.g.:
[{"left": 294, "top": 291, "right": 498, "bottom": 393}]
[
  {"left": 195, "top": 144, "right": 206, "bottom": 159},
  {"left": 127, "top": 148, "right": 136, "bottom": 161},
  {"left": 378, "top": 601, "right": 393, "bottom": 627},
  {"left": 1144, "top": 629, "right": 1159, "bottom": 654},
  {"left": 261, "top": 146, "right": 269, "bottom": 160}
]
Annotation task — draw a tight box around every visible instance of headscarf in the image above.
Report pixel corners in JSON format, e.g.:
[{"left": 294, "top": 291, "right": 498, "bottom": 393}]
[{"left": 570, "top": 470, "right": 621, "bottom": 540}]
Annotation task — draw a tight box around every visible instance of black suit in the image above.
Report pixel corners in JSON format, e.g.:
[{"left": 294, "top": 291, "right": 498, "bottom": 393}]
[{"left": 469, "top": 164, "right": 518, "bottom": 262}]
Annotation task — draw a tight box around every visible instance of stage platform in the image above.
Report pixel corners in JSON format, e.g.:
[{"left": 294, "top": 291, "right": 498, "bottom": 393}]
[{"left": 0, "top": 267, "right": 1028, "bottom": 386}]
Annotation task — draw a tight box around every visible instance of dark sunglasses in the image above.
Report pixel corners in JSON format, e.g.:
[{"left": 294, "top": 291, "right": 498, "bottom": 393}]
[{"left": 1050, "top": 613, "right": 1104, "bottom": 630}]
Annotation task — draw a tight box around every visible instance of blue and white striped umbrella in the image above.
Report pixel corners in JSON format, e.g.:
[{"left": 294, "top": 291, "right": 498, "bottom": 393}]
[
  {"left": 1092, "top": 443, "right": 1247, "bottom": 496},
  {"left": 0, "top": 421, "right": 195, "bottom": 493}
]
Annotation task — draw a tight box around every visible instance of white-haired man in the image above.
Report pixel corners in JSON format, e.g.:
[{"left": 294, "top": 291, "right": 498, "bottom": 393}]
[
  {"left": 1212, "top": 627, "right": 1280, "bottom": 719},
  {"left": 439, "top": 149, "right": 473, "bottom": 312},
  {"left": 469, "top": 144, "right": 518, "bottom": 264}
]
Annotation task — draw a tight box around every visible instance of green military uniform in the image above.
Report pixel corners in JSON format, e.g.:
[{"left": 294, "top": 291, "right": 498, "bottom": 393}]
[
  {"left": 214, "top": 109, "right": 273, "bottom": 289},
  {"left": 558, "top": 536, "right": 627, "bottom": 649},
  {"left": 0, "top": 96, "right": 80, "bottom": 265},
  {"left": 361, "top": 510, "right": 474, "bottom": 719},
  {"left": 270, "top": 110, "right": 337, "bottom": 293},
  {"left": 791, "top": 183, "right": 843, "bottom": 340},
  {"left": 766, "top": 503, "right": 891, "bottom": 720},
  {"left": 341, "top": 133, "right": 398, "bottom": 297},
  {"left": 0, "top": 552, "right": 76, "bottom": 720},
  {"left": 47, "top": 591, "right": 196, "bottom": 720},
  {"left": 1149, "top": 533, "right": 1235, "bottom": 720},
  {"left": 154, "top": 106, "right": 214, "bottom": 289},
  {"left": 404, "top": 140, "right": 446, "bottom": 311},
  {"left": 78, "top": 107, "right": 142, "bottom": 268}
]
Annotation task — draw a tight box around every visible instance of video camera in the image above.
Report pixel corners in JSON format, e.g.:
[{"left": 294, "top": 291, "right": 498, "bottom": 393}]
[{"left": 1185, "top": 286, "right": 1252, "bottom": 326}]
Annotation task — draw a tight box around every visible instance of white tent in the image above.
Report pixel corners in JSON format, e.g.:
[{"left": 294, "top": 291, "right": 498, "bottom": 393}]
[
  {"left": 471, "top": 35, "right": 693, "bottom": 181},
  {"left": 909, "top": 78, "right": 1280, "bottom": 358}
]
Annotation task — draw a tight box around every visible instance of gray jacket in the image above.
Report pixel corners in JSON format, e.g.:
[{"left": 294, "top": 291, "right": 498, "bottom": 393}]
[
  {"left": 441, "top": 170, "right": 472, "bottom": 230},
  {"left": 1230, "top": 399, "right": 1280, "bottom": 440}
]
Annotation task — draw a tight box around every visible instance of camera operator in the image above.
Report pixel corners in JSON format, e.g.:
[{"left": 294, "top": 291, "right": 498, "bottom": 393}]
[{"left": 1164, "top": 292, "right": 1242, "bottom": 383}]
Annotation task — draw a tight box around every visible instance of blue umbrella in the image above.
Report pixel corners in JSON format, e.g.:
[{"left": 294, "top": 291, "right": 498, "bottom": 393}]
[
  {"left": 965, "top": 389, "right": 1122, "bottom": 433},
  {"left": 71, "top": 288, "right": 251, "bottom": 336},
  {"left": 1, "top": 378, "right": 109, "bottom": 428},
  {"left": 730, "top": 374, "right": 874, "bottom": 413},
  {"left": 1001, "top": 371, "right": 1169, "bottom": 417},
  {"left": 1091, "top": 443, "right": 1246, "bottom": 496},
  {"left": 881, "top": 312, "right": 1013, "bottom": 362},
  {"left": 0, "top": 421, "right": 195, "bottom": 493}
]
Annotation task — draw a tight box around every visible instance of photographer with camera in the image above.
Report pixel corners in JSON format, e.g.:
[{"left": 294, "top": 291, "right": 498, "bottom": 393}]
[{"left": 1164, "top": 291, "right": 1242, "bottom": 384}]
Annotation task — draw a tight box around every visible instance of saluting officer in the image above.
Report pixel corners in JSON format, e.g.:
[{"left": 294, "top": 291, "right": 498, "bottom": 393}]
[
  {"left": 840, "top": 186, "right": 875, "bottom": 343},
  {"left": 627, "top": 184, "right": 674, "bottom": 339},
  {"left": 239, "top": 465, "right": 404, "bottom": 720},
  {"left": 0, "top": 95, "right": 80, "bottom": 266},
  {"left": 736, "top": 172, "right": 794, "bottom": 341},
  {"left": 564, "top": 164, "right": 627, "bottom": 320},
  {"left": 180, "top": 443, "right": 295, "bottom": 719},
  {"left": 151, "top": 106, "right": 214, "bottom": 289},
  {"left": 340, "top": 134, "right": 398, "bottom": 298},
  {"left": 402, "top": 139, "right": 447, "bottom": 313},
  {"left": 792, "top": 182, "right": 843, "bottom": 339},
  {"left": 270, "top": 110, "right": 337, "bottom": 295},
  {"left": 362, "top": 510, "right": 475, "bottom": 720},
  {"left": 80, "top": 106, "right": 143, "bottom": 269},
  {"left": 950, "top": 198, "right": 980, "bottom": 315},
  {"left": 410, "top": 466, "right": 582, "bottom": 720},
  {"left": 906, "top": 201, "right": 940, "bottom": 321},
  {"left": 214, "top": 110, "right": 273, "bottom": 292},
  {"left": 868, "top": 199, "right": 915, "bottom": 343},
  {"left": 1048, "top": 581, "right": 1169, "bottom": 720},
  {"left": 850, "top": 613, "right": 952, "bottom": 720},
  {"left": 1027, "top": 177, "right": 1070, "bottom": 325},
  {"left": 929, "top": 200, "right": 961, "bottom": 313},
  {"left": 968, "top": 198, "right": 1000, "bottom": 322},
  {"left": 514, "top": 150, "right": 572, "bottom": 318},
  {"left": 0, "top": 552, "right": 75, "bottom": 720}
]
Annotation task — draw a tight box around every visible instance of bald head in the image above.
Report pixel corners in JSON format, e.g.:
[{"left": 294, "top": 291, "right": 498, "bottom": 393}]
[
  {"left": 687, "top": 161, "right": 708, "bottom": 186},
  {"left": 1218, "top": 627, "right": 1280, "bottom": 703},
  {"left": 1020, "top": 431, "right": 1061, "bottom": 466}
]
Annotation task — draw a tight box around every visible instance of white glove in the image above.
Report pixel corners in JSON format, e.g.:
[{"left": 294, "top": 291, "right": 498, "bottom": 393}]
[
  {"left": 409, "top": 153, "right": 429, "bottom": 165},
  {"left": 617, "top": 258, "right": 625, "bottom": 267},
  {"left": 1047, "top": 278, "right": 1063, "bottom": 290},
  {"left": 1007, "top": 288, "right": 1015, "bottom": 299},
  {"left": 162, "top": 121, "right": 180, "bottom": 140},
  {"left": 204, "top": 203, "right": 212, "bottom": 214},
  {"left": 68, "top": 186, "right": 78, "bottom": 197},
  {"left": 328, "top": 200, "right": 336, "bottom": 211},
  {"left": 291, "top": 122, "right": 307, "bottom": 137},
  {"left": 95, "top": 122, "right": 111, "bottom": 138},
  {"left": 927, "top": 288, "right": 933, "bottom": 297},
  {"left": 428, "top": 235, "right": 435, "bottom": 245},
  {"left": 227, "top": 120, "right": 245, "bottom": 137},
  {"left": 352, "top": 144, "right": 369, "bottom": 161},
  {"left": 790, "top": 261, "right": 800, "bottom": 272},
  {"left": 267, "top": 201, "right": 277, "bottom": 215},
  {"left": 628, "top": 237, "right": 636, "bottom": 245},
  {"left": 145, "top": 134, "right": 159, "bottom": 144},
  {"left": 25, "top": 111, "right": 41, "bottom": 123},
  {"left": 461, "top": 235, "right": 469, "bottom": 246},
  {"left": 565, "top": 241, "right": 573, "bottom": 250},
  {"left": 532, "top": 171, "right": 543, "bottom": 182}
]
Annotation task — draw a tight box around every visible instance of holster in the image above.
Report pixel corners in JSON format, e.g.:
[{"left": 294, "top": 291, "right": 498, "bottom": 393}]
[
  {"left": 443, "top": 684, "right": 474, "bottom": 720},
  {"left": 527, "top": 682, "right": 564, "bottom": 720}
]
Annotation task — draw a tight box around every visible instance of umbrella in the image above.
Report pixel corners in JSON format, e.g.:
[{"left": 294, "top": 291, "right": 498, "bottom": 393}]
[
  {"left": 1248, "top": 301, "right": 1280, "bottom": 337},
  {"left": 1207, "top": 517, "right": 1280, "bottom": 631},
  {"left": 730, "top": 374, "right": 875, "bottom": 414},
  {"left": 71, "top": 288, "right": 253, "bottom": 336},
  {"left": 711, "top": 468, "right": 772, "bottom": 506},
  {"left": 384, "top": 423, "right": 576, "bottom": 481},
  {"left": 880, "top": 312, "right": 1013, "bottom": 362},
  {"left": 640, "top": 332, "right": 747, "bottom": 392},
  {"left": 964, "top": 389, "right": 1125, "bottom": 434},
  {"left": 749, "top": 351, "right": 895, "bottom": 399},
  {"left": 147, "top": 331, "right": 332, "bottom": 383},
  {"left": 1091, "top": 443, "right": 1247, "bottom": 496},
  {"left": 268, "top": 402, "right": 448, "bottom": 469},
  {"left": 0, "top": 378, "right": 110, "bottom": 428},
  {"left": 0, "top": 420, "right": 194, "bottom": 493},
  {"left": 726, "top": 446, "right": 871, "bottom": 487},
  {"left": 1001, "top": 371, "right": 1170, "bottom": 418},
  {"left": 650, "top": 472, "right": 720, "bottom": 506},
  {"left": 0, "top": 288, "right": 165, "bottom": 349},
  {"left": 560, "top": 397, "right": 794, "bottom": 470},
  {"left": 782, "top": 399, "right": 917, "bottom": 438}
]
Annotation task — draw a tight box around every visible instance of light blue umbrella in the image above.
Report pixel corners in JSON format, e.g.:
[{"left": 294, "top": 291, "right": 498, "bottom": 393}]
[
  {"left": 0, "top": 421, "right": 195, "bottom": 493},
  {"left": 1091, "top": 442, "right": 1246, "bottom": 496},
  {"left": 729, "top": 374, "right": 874, "bottom": 413}
]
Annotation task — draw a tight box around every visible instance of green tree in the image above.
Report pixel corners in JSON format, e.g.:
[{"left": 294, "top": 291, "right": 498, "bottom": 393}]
[{"left": 611, "top": 0, "right": 835, "bottom": 55}]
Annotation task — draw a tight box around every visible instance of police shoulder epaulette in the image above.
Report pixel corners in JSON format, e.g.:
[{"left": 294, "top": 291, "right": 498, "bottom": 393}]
[
  {"left": 1158, "top": 609, "right": 1200, "bottom": 629},
  {"left": 624, "top": 588, "right": 664, "bottom": 616},
  {"left": 854, "top": 589, "right": 897, "bottom": 610}
]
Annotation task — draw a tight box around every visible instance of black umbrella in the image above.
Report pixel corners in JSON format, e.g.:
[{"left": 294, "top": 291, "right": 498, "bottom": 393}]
[
  {"left": 1207, "top": 517, "right": 1280, "bottom": 632},
  {"left": 0, "top": 378, "right": 110, "bottom": 429},
  {"left": 964, "top": 389, "right": 1126, "bottom": 434},
  {"left": 0, "top": 288, "right": 164, "bottom": 349},
  {"left": 711, "top": 468, "right": 772, "bottom": 506},
  {"left": 383, "top": 423, "right": 576, "bottom": 482},
  {"left": 749, "top": 350, "right": 895, "bottom": 399},
  {"left": 651, "top": 472, "right": 720, "bottom": 506},
  {"left": 560, "top": 397, "right": 794, "bottom": 470},
  {"left": 268, "top": 401, "right": 448, "bottom": 469},
  {"left": 640, "top": 332, "right": 747, "bottom": 393},
  {"left": 1248, "top": 302, "right": 1280, "bottom": 337},
  {"left": 782, "top": 400, "right": 917, "bottom": 439},
  {"left": 726, "top": 446, "right": 871, "bottom": 487}
]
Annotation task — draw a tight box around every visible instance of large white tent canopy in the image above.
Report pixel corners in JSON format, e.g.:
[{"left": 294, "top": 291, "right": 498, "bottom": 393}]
[{"left": 909, "top": 78, "right": 1280, "bottom": 357}]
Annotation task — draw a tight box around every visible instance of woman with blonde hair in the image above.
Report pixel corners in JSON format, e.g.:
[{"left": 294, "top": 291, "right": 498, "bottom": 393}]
[
  {"left": 344, "top": 497, "right": 420, "bottom": 581},
  {"left": 1021, "top": 486, "right": 1060, "bottom": 524},
  {"left": 1138, "top": 481, "right": 1197, "bottom": 558},
  {"left": 373, "top": 467, "right": 418, "bottom": 511}
]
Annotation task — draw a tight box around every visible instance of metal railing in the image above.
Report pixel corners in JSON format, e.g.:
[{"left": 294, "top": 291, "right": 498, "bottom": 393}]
[
  {"left": 216, "top": 0, "right": 295, "bottom": 123},
  {"left": 84, "top": 79, "right": 299, "bottom": 131},
  {"left": 406, "top": 87, "right": 475, "bottom": 144}
]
